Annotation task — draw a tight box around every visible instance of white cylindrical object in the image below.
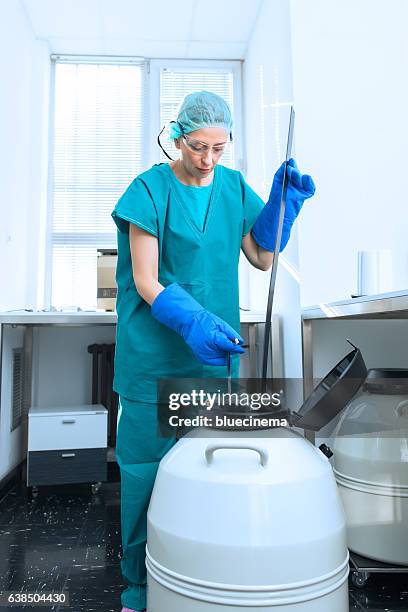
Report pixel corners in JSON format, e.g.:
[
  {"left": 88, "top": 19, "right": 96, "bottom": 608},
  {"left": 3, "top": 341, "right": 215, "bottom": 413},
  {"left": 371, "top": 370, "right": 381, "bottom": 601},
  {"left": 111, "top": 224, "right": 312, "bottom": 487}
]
[
  {"left": 147, "top": 427, "right": 349, "bottom": 611},
  {"left": 357, "top": 249, "right": 393, "bottom": 295},
  {"left": 333, "top": 393, "right": 408, "bottom": 565}
]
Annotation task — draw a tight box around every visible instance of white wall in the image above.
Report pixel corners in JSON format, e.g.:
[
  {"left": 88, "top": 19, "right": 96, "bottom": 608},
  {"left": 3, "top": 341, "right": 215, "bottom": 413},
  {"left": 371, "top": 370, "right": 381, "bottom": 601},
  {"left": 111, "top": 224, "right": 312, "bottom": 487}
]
[
  {"left": 0, "top": 0, "right": 50, "bottom": 482},
  {"left": 0, "top": 1, "right": 50, "bottom": 312},
  {"left": 290, "top": 0, "right": 408, "bottom": 307},
  {"left": 243, "top": 0, "right": 303, "bottom": 376}
]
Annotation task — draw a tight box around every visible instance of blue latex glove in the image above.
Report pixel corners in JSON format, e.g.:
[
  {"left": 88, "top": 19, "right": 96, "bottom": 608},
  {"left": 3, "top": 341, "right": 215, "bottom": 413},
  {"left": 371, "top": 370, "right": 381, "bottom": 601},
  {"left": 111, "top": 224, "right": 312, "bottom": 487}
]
[
  {"left": 151, "top": 283, "right": 245, "bottom": 366},
  {"left": 251, "top": 158, "right": 316, "bottom": 252}
]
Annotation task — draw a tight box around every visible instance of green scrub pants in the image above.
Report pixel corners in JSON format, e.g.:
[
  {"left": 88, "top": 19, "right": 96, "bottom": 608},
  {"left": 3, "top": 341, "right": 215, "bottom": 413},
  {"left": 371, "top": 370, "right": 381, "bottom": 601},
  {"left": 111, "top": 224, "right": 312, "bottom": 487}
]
[{"left": 116, "top": 396, "right": 177, "bottom": 610}]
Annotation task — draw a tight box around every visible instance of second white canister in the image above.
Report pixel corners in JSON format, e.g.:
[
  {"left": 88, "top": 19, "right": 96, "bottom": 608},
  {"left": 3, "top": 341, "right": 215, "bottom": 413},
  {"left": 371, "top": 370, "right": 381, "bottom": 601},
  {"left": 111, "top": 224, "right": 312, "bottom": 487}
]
[{"left": 332, "top": 369, "right": 408, "bottom": 565}]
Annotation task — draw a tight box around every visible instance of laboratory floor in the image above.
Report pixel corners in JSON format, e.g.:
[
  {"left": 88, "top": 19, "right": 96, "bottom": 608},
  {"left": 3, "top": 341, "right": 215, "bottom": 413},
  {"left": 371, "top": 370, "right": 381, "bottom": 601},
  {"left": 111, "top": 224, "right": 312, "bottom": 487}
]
[{"left": 0, "top": 469, "right": 407, "bottom": 612}]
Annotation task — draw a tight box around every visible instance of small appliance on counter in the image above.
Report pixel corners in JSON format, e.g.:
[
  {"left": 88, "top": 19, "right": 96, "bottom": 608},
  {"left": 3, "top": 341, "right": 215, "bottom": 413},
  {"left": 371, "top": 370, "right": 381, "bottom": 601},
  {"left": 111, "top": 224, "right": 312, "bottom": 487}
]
[{"left": 97, "top": 248, "right": 117, "bottom": 311}]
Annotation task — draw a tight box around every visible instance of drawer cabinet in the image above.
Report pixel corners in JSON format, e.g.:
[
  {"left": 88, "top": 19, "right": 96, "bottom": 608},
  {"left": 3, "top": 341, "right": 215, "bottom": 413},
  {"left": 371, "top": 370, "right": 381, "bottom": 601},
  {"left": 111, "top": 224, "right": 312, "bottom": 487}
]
[
  {"left": 27, "top": 404, "right": 108, "bottom": 490},
  {"left": 27, "top": 448, "right": 107, "bottom": 486}
]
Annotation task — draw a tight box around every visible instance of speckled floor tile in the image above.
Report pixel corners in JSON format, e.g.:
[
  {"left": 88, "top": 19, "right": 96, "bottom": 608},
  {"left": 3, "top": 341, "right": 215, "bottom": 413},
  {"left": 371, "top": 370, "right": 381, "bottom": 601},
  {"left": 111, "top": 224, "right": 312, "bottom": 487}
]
[
  {"left": 82, "top": 482, "right": 121, "bottom": 524},
  {"left": 0, "top": 524, "right": 82, "bottom": 573},
  {"left": 0, "top": 485, "right": 92, "bottom": 527},
  {"left": 1, "top": 479, "right": 408, "bottom": 611},
  {"left": 74, "top": 519, "right": 122, "bottom": 566},
  {"left": 0, "top": 606, "right": 59, "bottom": 612},
  {"left": 349, "top": 571, "right": 408, "bottom": 610},
  {"left": 0, "top": 560, "right": 65, "bottom": 611},
  {"left": 59, "top": 562, "right": 125, "bottom": 611}
]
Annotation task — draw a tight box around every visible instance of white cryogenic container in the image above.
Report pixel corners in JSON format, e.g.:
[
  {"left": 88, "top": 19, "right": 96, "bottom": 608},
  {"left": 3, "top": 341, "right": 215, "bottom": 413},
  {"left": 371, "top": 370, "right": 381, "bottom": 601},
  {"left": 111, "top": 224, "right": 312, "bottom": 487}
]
[
  {"left": 332, "top": 369, "right": 408, "bottom": 565},
  {"left": 147, "top": 427, "right": 349, "bottom": 611}
]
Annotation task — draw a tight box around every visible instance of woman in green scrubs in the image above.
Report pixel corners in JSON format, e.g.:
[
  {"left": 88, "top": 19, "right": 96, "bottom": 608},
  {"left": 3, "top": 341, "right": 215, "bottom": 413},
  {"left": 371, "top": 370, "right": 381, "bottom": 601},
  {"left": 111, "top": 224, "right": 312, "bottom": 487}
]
[{"left": 112, "top": 91, "right": 315, "bottom": 612}]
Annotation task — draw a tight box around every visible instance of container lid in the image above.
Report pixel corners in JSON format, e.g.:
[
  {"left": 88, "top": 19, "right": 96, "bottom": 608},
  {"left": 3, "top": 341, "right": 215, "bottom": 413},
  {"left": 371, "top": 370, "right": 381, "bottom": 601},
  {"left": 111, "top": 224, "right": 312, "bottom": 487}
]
[
  {"left": 291, "top": 340, "right": 367, "bottom": 432},
  {"left": 363, "top": 368, "right": 408, "bottom": 395}
]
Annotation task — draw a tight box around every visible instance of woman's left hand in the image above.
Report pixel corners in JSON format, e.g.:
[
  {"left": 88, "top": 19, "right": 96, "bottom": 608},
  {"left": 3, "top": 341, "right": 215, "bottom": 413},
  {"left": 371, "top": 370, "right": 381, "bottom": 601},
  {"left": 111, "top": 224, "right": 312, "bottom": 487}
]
[
  {"left": 286, "top": 157, "right": 315, "bottom": 202},
  {"left": 251, "top": 158, "right": 316, "bottom": 253}
]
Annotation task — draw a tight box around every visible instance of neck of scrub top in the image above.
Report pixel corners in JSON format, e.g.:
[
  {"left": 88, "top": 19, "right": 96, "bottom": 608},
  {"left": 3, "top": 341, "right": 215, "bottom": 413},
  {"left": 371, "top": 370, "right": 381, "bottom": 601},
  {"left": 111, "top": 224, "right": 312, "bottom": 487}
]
[{"left": 170, "top": 160, "right": 214, "bottom": 187}]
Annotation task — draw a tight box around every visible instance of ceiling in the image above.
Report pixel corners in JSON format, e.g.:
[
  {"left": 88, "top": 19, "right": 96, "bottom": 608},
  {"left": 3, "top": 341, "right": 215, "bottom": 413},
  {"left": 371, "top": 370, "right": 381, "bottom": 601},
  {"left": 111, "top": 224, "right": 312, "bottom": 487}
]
[{"left": 21, "top": 0, "right": 263, "bottom": 59}]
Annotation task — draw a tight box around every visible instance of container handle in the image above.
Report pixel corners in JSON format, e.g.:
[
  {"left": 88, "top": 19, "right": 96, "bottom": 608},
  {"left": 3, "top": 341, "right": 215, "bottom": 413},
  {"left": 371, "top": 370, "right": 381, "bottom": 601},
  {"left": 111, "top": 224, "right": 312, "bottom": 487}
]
[{"left": 205, "top": 443, "right": 269, "bottom": 467}]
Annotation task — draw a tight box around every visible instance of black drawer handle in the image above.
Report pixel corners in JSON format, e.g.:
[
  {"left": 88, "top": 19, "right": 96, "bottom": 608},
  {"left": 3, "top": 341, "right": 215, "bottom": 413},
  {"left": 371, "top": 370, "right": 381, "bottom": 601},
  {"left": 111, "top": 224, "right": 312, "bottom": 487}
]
[
  {"left": 61, "top": 453, "right": 76, "bottom": 458},
  {"left": 62, "top": 419, "right": 76, "bottom": 424}
]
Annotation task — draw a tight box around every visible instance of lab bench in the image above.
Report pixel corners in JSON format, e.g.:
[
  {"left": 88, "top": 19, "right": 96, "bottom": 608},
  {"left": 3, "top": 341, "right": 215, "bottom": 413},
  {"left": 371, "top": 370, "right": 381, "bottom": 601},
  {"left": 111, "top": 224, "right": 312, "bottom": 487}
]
[{"left": 0, "top": 309, "right": 267, "bottom": 490}]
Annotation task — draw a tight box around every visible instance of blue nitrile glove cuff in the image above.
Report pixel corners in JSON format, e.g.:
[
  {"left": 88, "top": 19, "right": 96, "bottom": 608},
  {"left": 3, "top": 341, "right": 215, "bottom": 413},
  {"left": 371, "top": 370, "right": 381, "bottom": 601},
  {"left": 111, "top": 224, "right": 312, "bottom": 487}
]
[
  {"left": 151, "top": 282, "right": 202, "bottom": 336},
  {"left": 251, "top": 159, "right": 315, "bottom": 253},
  {"left": 151, "top": 283, "right": 245, "bottom": 366}
]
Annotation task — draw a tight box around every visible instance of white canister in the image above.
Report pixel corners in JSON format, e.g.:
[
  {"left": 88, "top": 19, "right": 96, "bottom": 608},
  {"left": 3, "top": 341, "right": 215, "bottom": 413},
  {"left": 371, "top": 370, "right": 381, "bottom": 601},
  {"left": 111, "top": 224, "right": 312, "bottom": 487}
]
[{"left": 147, "top": 427, "right": 349, "bottom": 611}]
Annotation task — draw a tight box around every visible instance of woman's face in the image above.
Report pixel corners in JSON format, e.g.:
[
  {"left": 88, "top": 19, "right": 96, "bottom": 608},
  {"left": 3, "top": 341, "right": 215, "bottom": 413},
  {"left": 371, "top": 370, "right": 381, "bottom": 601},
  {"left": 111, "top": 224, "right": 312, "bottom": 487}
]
[{"left": 175, "top": 127, "right": 229, "bottom": 181}]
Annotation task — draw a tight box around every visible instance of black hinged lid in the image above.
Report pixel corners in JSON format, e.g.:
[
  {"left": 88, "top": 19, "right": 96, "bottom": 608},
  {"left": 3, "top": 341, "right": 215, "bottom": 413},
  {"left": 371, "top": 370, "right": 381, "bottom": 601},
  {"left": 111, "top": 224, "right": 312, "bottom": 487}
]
[
  {"left": 292, "top": 340, "right": 367, "bottom": 432},
  {"left": 363, "top": 369, "right": 408, "bottom": 395}
]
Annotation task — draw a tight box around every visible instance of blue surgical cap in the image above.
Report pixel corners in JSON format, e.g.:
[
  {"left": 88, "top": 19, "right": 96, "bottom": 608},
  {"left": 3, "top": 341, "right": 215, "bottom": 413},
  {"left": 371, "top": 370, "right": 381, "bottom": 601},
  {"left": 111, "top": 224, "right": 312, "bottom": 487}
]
[{"left": 169, "top": 90, "right": 233, "bottom": 140}]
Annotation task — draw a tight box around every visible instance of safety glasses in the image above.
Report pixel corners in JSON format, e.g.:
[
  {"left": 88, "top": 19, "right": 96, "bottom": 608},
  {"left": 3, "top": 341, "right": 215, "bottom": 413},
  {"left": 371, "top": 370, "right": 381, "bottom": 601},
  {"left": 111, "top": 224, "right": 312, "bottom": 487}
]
[
  {"left": 157, "top": 122, "right": 233, "bottom": 161},
  {"left": 182, "top": 134, "right": 229, "bottom": 156}
]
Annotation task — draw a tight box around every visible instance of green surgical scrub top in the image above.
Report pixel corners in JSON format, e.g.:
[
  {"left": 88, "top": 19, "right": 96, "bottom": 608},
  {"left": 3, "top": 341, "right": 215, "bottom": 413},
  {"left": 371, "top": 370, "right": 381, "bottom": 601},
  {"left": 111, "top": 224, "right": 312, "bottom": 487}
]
[
  {"left": 163, "top": 164, "right": 213, "bottom": 232},
  {"left": 111, "top": 162, "right": 264, "bottom": 403}
]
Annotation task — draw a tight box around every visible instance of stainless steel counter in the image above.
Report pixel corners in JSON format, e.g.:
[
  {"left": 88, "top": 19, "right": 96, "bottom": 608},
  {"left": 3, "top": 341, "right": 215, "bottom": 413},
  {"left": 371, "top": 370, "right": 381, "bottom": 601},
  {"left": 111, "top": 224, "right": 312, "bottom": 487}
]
[
  {"left": 302, "top": 289, "right": 408, "bottom": 321},
  {"left": 301, "top": 289, "right": 408, "bottom": 443},
  {"left": 0, "top": 309, "right": 267, "bottom": 325}
]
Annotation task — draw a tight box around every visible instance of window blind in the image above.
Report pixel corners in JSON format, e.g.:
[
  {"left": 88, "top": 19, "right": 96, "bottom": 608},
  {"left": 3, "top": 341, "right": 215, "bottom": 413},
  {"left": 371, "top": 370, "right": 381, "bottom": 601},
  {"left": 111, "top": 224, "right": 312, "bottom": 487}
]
[
  {"left": 50, "top": 61, "right": 145, "bottom": 309},
  {"left": 159, "top": 68, "right": 235, "bottom": 168}
]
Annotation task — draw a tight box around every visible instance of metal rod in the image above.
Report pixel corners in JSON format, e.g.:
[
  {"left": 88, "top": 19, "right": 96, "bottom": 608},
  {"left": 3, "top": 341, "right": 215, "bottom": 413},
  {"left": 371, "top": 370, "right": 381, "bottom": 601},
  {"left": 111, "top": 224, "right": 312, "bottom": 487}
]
[{"left": 261, "top": 107, "right": 295, "bottom": 383}]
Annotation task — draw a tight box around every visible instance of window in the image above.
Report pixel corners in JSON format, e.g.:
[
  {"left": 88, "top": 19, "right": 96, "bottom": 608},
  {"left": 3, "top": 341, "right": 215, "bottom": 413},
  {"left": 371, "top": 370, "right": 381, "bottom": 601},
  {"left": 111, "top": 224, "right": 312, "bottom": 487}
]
[
  {"left": 47, "top": 58, "right": 242, "bottom": 309},
  {"left": 48, "top": 59, "right": 145, "bottom": 309}
]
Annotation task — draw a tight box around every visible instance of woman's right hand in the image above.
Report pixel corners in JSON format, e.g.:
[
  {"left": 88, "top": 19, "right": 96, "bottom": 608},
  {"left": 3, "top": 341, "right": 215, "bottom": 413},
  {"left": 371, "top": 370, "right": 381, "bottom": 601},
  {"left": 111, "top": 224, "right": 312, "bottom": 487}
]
[
  {"left": 151, "top": 283, "right": 245, "bottom": 366},
  {"left": 182, "top": 308, "right": 245, "bottom": 366}
]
